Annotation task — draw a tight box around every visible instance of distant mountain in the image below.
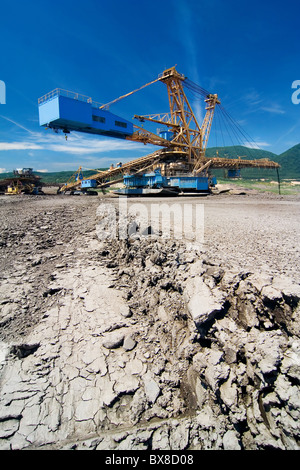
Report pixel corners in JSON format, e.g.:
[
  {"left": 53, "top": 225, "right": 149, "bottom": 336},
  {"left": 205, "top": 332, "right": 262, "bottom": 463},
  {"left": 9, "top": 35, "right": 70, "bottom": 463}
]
[
  {"left": 206, "top": 145, "right": 277, "bottom": 161},
  {"left": 276, "top": 144, "right": 300, "bottom": 179},
  {"left": 206, "top": 144, "right": 300, "bottom": 179},
  {"left": 0, "top": 169, "right": 108, "bottom": 186},
  {"left": 34, "top": 170, "right": 105, "bottom": 185}
]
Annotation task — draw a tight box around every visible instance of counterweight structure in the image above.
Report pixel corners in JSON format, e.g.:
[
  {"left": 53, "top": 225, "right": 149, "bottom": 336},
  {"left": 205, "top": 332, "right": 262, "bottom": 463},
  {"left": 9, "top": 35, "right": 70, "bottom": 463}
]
[{"left": 38, "top": 67, "right": 280, "bottom": 194}]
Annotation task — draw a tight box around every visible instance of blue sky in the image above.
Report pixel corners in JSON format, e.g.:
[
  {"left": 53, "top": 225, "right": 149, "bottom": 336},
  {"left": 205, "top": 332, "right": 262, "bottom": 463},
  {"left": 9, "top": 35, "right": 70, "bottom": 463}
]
[{"left": 0, "top": 0, "right": 299, "bottom": 172}]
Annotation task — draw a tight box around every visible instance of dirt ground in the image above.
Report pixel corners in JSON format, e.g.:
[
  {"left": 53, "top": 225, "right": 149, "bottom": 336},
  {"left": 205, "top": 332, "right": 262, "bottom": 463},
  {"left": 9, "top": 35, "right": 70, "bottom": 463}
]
[
  {"left": 0, "top": 188, "right": 299, "bottom": 450},
  {"left": 0, "top": 189, "right": 299, "bottom": 342}
]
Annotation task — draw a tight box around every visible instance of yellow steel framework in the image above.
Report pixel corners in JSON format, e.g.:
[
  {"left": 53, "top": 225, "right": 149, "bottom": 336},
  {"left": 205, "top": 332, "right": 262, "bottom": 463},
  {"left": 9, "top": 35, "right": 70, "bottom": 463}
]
[
  {"left": 58, "top": 66, "right": 280, "bottom": 193},
  {"left": 131, "top": 67, "right": 220, "bottom": 167}
]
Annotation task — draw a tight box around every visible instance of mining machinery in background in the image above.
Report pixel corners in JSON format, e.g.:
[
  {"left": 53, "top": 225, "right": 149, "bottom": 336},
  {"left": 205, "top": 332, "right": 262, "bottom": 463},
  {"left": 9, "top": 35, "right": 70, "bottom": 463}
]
[
  {"left": 0, "top": 168, "right": 45, "bottom": 195},
  {"left": 38, "top": 66, "right": 280, "bottom": 196}
]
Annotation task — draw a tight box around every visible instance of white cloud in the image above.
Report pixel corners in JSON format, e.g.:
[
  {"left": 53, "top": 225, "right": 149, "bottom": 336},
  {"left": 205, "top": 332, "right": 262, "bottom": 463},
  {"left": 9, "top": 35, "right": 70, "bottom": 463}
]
[
  {"left": 243, "top": 91, "right": 264, "bottom": 108},
  {"left": 0, "top": 168, "right": 7, "bottom": 173},
  {"left": 273, "top": 119, "right": 300, "bottom": 147},
  {"left": 235, "top": 91, "right": 285, "bottom": 117},
  {"left": 47, "top": 136, "right": 142, "bottom": 155},
  {"left": 0, "top": 130, "right": 143, "bottom": 155},
  {"left": 243, "top": 141, "right": 270, "bottom": 149},
  {"left": 0, "top": 142, "right": 42, "bottom": 151},
  {"left": 0, "top": 127, "right": 158, "bottom": 172},
  {"left": 261, "top": 105, "right": 285, "bottom": 115}
]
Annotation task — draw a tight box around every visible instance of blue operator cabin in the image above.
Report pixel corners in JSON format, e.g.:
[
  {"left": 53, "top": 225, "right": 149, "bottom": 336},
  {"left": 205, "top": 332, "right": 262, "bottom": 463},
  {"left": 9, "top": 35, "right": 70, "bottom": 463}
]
[{"left": 38, "top": 89, "right": 133, "bottom": 138}]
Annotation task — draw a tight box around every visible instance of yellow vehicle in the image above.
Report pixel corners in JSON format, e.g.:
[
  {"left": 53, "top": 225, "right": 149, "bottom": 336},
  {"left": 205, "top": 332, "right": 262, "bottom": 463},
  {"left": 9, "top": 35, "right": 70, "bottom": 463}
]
[{"left": 5, "top": 182, "right": 22, "bottom": 195}]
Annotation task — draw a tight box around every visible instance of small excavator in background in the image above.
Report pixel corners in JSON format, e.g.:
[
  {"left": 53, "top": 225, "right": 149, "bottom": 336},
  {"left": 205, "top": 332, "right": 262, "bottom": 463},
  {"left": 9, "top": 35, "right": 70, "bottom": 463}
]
[{"left": 1, "top": 168, "right": 44, "bottom": 195}]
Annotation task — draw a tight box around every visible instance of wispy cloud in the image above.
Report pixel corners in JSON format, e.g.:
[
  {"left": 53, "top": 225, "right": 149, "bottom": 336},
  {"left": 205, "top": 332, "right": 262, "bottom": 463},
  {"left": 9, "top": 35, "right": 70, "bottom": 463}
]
[
  {"left": 244, "top": 91, "right": 264, "bottom": 108},
  {"left": 0, "top": 129, "right": 144, "bottom": 155},
  {"left": 228, "top": 90, "right": 285, "bottom": 117},
  {"left": 0, "top": 115, "right": 35, "bottom": 134},
  {"left": 0, "top": 142, "right": 42, "bottom": 151},
  {"left": 46, "top": 134, "right": 143, "bottom": 155},
  {"left": 243, "top": 141, "right": 270, "bottom": 149},
  {"left": 0, "top": 113, "right": 145, "bottom": 156},
  {"left": 273, "top": 119, "right": 300, "bottom": 146},
  {"left": 260, "top": 104, "right": 285, "bottom": 115}
]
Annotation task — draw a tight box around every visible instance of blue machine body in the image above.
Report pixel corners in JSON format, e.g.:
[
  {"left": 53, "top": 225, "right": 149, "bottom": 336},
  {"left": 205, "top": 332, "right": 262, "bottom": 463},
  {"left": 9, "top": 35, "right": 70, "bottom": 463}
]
[
  {"left": 124, "top": 170, "right": 167, "bottom": 188},
  {"left": 169, "top": 176, "right": 210, "bottom": 191},
  {"left": 122, "top": 169, "right": 216, "bottom": 194},
  {"left": 227, "top": 169, "right": 241, "bottom": 178},
  {"left": 159, "top": 130, "right": 174, "bottom": 141},
  {"left": 81, "top": 179, "right": 97, "bottom": 189},
  {"left": 39, "top": 92, "right": 133, "bottom": 138}
]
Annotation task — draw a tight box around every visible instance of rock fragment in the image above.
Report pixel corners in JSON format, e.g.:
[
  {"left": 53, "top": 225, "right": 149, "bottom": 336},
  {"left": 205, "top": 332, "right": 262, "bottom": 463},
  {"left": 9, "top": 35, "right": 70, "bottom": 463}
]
[
  {"left": 223, "top": 430, "right": 241, "bottom": 450},
  {"left": 184, "top": 276, "right": 226, "bottom": 327},
  {"left": 102, "top": 332, "right": 125, "bottom": 349},
  {"left": 144, "top": 373, "right": 161, "bottom": 404},
  {"left": 123, "top": 335, "right": 137, "bottom": 351}
]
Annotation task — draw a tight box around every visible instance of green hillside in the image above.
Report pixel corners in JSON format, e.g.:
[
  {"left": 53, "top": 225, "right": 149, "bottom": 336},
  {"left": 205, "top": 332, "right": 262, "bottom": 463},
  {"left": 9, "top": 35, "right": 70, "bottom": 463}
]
[
  {"left": 0, "top": 169, "right": 108, "bottom": 186},
  {"left": 276, "top": 144, "right": 300, "bottom": 179},
  {"left": 205, "top": 146, "right": 278, "bottom": 180},
  {"left": 205, "top": 145, "right": 277, "bottom": 161},
  {"left": 206, "top": 145, "right": 300, "bottom": 180},
  {"left": 35, "top": 170, "right": 107, "bottom": 185},
  {"left": 0, "top": 144, "right": 299, "bottom": 184}
]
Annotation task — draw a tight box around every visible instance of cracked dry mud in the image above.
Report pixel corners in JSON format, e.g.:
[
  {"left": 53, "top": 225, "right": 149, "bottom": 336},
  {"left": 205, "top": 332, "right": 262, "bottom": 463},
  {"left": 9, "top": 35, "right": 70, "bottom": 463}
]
[{"left": 0, "top": 191, "right": 299, "bottom": 450}]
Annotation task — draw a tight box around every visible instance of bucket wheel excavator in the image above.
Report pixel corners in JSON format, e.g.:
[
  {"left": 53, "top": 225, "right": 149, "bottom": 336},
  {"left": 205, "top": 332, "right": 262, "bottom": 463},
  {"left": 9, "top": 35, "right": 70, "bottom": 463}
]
[{"left": 38, "top": 66, "right": 280, "bottom": 195}]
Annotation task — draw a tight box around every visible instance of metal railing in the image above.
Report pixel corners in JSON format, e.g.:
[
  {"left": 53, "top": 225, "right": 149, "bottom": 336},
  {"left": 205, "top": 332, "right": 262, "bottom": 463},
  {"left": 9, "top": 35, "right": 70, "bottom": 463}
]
[{"left": 38, "top": 88, "right": 103, "bottom": 108}]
